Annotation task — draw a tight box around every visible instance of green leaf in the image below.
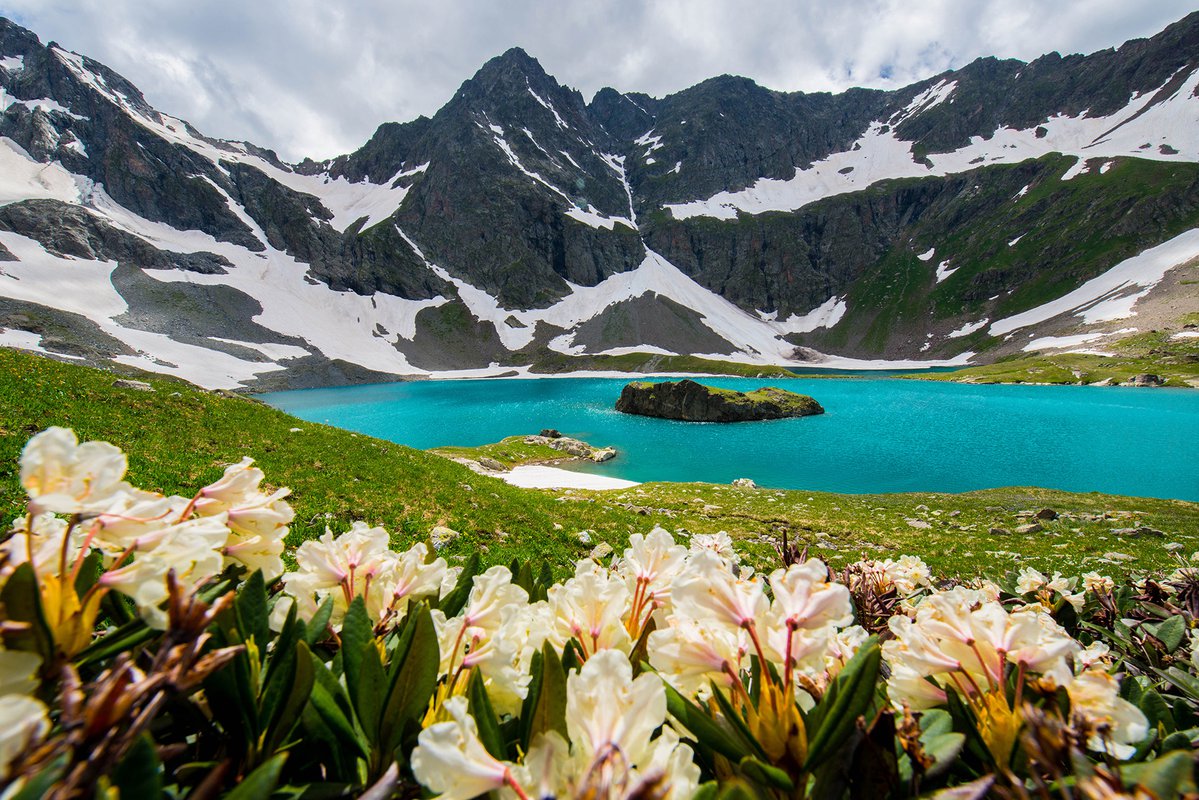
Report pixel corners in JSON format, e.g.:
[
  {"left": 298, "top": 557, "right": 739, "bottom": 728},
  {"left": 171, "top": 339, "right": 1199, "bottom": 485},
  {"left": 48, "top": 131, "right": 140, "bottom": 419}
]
[
  {"left": 225, "top": 753, "right": 287, "bottom": 800},
  {"left": 378, "top": 604, "right": 439, "bottom": 757},
  {"left": 309, "top": 678, "right": 369, "bottom": 761},
  {"left": 1160, "top": 731, "right": 1192, "bottom": 752},
  {"left": 339, "top": 597, "right": 373, "bottom": 721},
  {"left": 260, "top": 601, "right": 301, "bottom": 727},
  {"left": 5, "top": 754, "right": 67, "bottom": 800},
  {"left": 1140, "top": 689, "right": 1175, "bottom": 735},
  {"left": 663, "top": 681, "right": 752, "bottom": 763},
  {"left": 1124, "top": 750, "right": 1196, "bottom": 799},
  {"left": 739, "top": 756, "right": 795, "bottom": 791},
  {"left": 303, "top": 597, "right": 334, "bottom": 647},
  {"left": 1147, "top": 615, "right": 1186, "bottom": 654},
  {"left": 437, "top": 554, "right": 479, "bottom": 618},
  {"left": 691, "top": 782, "right": 719, "bottom": 800},
  {"left": 804, "top": 636, "right": 882, "bottom": 770},
  {"left": 111, "top": 734, "right": 163, "bottom": 799},
  {"left": 74, "top": 618, "right": 155, "bottom": 666},
  {"left": 72, "top": 550, "right": 104, "bottom": 597},
  {"left": 0, "top": 563, "right": 53, "bottom": 664},
  {"left": 447, "top": 552, "right": 483, "bottom": 603},
  {"left": 521, "top": 642, "right": 568, "bottom": 749},
  {"left": 263, "top": 641, "right": 315, "bottom": 756},
  {"left": 234, "top": 570, "right": 270, "bottom": 660},
  {"left": 467, "top": 668, "right": 506, "bottom": 760},
  {"left": 924, "top": 732, "right": 967, "bottom": 780},
  {"left": 708, "top": 683, "right": 769, "bottom": 761}
]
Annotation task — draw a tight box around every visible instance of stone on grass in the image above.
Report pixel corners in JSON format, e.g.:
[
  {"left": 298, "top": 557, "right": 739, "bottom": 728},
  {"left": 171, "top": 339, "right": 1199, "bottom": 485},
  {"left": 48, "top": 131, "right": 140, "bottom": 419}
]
[
  {"left": 590, "top": 542, "right": 613, "bottom": 560},
  {"left": 113, "top": 379, "right": 154, "bottom": 392},
  {"left": 477, "top": 457, "right": 505, "bottom": 471},
  {"left": 431, "top": 526, "right": 460, "bottom": 550},
  {"left": 1015, "top": 523, "right": 1043, "bottom": 535},
  {"left": 732, "top": 478, "right": 757, "bottom": 489}
]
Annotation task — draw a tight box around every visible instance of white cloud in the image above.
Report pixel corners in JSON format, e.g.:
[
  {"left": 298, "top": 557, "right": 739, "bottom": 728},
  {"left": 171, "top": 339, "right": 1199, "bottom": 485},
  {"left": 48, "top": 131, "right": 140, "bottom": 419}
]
[{"left": 1, "top": 0, "right": 1193, "bottom": 161}]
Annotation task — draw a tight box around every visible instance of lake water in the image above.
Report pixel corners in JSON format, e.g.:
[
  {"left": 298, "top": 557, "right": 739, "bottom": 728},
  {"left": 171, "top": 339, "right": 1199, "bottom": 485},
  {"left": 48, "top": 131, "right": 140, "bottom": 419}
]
[{"left": 261, "top": 377, "right": 1199, "bottom": 501}]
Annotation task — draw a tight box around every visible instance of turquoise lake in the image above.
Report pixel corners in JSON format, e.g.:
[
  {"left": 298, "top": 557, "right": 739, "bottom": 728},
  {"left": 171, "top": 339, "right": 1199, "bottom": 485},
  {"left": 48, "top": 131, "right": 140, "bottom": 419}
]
[{"left": 261, "top": 377, "right": 1199, "bottom": 501}]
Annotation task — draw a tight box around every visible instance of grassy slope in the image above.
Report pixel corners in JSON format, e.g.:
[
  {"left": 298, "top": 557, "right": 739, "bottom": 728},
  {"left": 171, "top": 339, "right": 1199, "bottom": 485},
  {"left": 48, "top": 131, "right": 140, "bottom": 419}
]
[
  {"left": 916, "top": 328, "right": 1199, "bottom": 388},
  {"left": 1, "top": 348, "right": 1196, "bottom": 578}
]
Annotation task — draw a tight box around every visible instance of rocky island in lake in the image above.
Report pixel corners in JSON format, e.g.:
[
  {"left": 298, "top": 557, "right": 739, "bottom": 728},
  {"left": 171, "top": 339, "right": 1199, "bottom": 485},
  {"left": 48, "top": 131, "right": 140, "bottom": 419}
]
[{"left": 615, "top": 379, "right": 824, "bottom": 422}]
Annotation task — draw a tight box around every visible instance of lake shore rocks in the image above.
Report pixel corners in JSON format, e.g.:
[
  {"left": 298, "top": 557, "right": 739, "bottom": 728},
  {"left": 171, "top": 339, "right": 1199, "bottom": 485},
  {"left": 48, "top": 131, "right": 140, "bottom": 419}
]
[{"left": 615, "top": 379, "right": 824, "bottom": 422}]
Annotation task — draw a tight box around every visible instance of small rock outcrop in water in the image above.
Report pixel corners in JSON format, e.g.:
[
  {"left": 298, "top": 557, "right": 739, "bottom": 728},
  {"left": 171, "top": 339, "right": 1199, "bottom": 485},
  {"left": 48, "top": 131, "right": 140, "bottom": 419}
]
[{"left": 615, "top": 379, "right": 824, "bottom": 422}]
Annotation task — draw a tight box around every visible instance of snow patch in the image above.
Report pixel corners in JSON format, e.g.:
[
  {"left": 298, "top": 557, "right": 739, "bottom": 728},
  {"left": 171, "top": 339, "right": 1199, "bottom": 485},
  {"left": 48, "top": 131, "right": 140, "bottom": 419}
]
[
  {"left": 917, "top": 247, "right": 935, "bottom": 262},
  {"left": 501, "top": 465, "right": 639, "bottom": 490},
  {"left": 892, "top": 80, "right": 958, "bottom": 125},
  {"left": 774, "top": 296, "right": 848, "bottom": 334},
  {"left": 0, "top": 327, "right": 83, "bottom": 359},
  {"left": 1008, "top": 234, "right": 1024, "bottom": 247},
  {"left": 0, "top": 55, "right": 24, "bottom": 73},
  {"left": 526, "top": 83, "right": 569, "bottom": 129},
  {"left": 946, "top": 318, "right": 989, "bottom": 339},
  {"left": 0, "top": 137, "right": 83, "bottom": 206},
  {"left": 1023, "top": 333, "right": 1104, "bottom": 352},
  {"left": 935, "top": 260, "right": 957, "bottom": 283},
  {"left": 989, "top": 227, "right": 1199, "bottom": 335}
]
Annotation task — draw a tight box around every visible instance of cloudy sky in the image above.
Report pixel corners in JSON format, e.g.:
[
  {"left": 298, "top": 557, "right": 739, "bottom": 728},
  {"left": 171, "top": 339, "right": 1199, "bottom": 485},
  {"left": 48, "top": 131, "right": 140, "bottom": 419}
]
[{"left": 2, "top": 1, "right": 1195, "bottom": 161}]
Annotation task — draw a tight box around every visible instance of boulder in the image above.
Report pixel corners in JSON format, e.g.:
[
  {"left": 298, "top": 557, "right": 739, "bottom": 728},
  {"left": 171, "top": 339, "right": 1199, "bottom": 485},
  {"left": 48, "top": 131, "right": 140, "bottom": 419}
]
[
  {"left": 1127, "top": 374, "right": 1164, "bottom": 387},
  {"left": 732, "top": 478, "right": 757, "bottom": 489},
  {"left": 477, "top": 457, "right": 505, "bottom": 471},
  {"left": 112, "top": 378, "right": 154, "bottom": 392},
  {"left": 430, "top": 526, "right": 460, "bottom": 550},
  {"left": 1015, "top": 523, "right": 1043, "bottom": 535},
  {"left": 615, "top": 379, "right": 824, "bottom": 422},
  {"left": 1034, "top": 508, "right": 1059, "bottom": 521},
  {"left": 591, "top": 447, "right": 616, "bottom": 463},
  {"left": 540, "top": 428, "right": 563, "bottom": 438},
  {"left": 549, "top": 438, "right": 593, "bottom": 458}
]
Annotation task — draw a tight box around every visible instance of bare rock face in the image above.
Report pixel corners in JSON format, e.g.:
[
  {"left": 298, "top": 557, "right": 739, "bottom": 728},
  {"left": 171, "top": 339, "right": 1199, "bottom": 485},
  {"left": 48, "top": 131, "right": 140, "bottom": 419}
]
[{"left": 615, "top": 379, "right": 824, "bottom": 422}]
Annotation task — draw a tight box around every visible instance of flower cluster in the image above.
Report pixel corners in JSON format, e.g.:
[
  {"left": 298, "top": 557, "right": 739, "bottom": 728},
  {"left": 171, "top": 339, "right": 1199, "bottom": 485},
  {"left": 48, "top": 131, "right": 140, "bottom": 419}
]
[
  {"left": 3, "top": 427, "right": 294, "bottom": 632},
  {"left": 1, "top": 428, "right": 1192, "bottom": 800}
]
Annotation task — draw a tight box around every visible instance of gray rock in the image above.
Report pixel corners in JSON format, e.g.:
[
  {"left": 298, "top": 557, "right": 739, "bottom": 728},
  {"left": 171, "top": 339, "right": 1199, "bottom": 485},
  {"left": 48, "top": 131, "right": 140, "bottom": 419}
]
[
  {"left": 430, "top": 525, "right": 461, "bottom": 550},
  {"left": 906, "top": 519, "right": 931, "bottom": 529},
  {"left": 523, "top": 435, "right": 551, "bottom": 445},
  {"left": 540, "top": 428, "right": 563, "bottom": 439},
  {"left": 576, "top": 530, "right": 593, "bottom": 545},
  {"left": 732, "top": 478, "right": 757, "bottom": 489},
  {"left": 590, "top": 542, "right": 614, "bottom": 560},
  {"left": 591, "top": 447, "right": 616, "bottom": 463},
  {"left": 1112, "top": 526, "right": 1164, "bottom": 538},
  {"left": 1034, "top": 508, "right": 1059, "bottom": 521},
  {"left": 477, "top": 457, "right": 505, "bottom": 471},
  {"left": 988, "top": 527, "right": 1011, "bottom": 536},
  {"left": 549, "top": 438, "right": 592, "bottom": 458},
  {"left": 1128, "top": 374, "right": 1164, "bottom": 387},
  {"left": 112, "top": 378, "right": 154, "bottom": 392},
  {"left": 1015, "top": 523, "right": 1043, "bottom": 535}
]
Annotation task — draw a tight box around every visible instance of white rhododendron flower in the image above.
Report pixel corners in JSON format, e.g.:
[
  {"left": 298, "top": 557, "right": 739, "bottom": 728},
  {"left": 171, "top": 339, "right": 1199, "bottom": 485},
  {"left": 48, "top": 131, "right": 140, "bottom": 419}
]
[
  {"left": 435, "top": 566, "right": 536, "bottom": 714},
  {"left": 98, "top": 517, "right": 229, "bottom": 628},
  {"left": 672, "top": 550, "right": 768, "bottom": 635},
  {"left": 546, "top": 560, "right": 632, "bottom": 657},
  {"left": 1082, "top": 572, "right": 1115, "bottom": 594},
  {"left": 367, "top": 542, "right": 448, "bottom": 626},
  {"left": 282, "top": 522, "right": 392, "bottom": 623},
  {"left": 617, "top": 526, "right": 687, "bottom": 626},
  {"left": 194, "top": 457, "right": 294, "bottom": 579},
  {"left": 0, "top": 694, "right": 50, "bottom": 782},
  {"left": 688, "top": 531, "right": 739, "bottom": 565},
  {"left": 411, "top": 696, "right": 528, "bottom": 800},
  {"left": 1066, "top": 668, "right": 1149, "bottom": 759},
  {"left": 1016, "top": 567, "right": 1084, "bottom": 610},
  {"left": 1, "top": 513, "right": 78, "bottom": 578},
  {"left": 19, "top": 427, "right": 132, "bottom": 516},
  {"left": 883, "top": 587, "right": 1078, "bottom": 710},
  {"left": 648, "top": 615, "right": 748, "bottom": 698}
]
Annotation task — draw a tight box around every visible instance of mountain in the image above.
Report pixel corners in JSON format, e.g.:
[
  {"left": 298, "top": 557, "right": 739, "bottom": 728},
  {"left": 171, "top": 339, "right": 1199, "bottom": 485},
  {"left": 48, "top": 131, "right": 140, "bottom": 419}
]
[{"left": 1, "top": 14, "right": 1198, "bottom": 389}]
